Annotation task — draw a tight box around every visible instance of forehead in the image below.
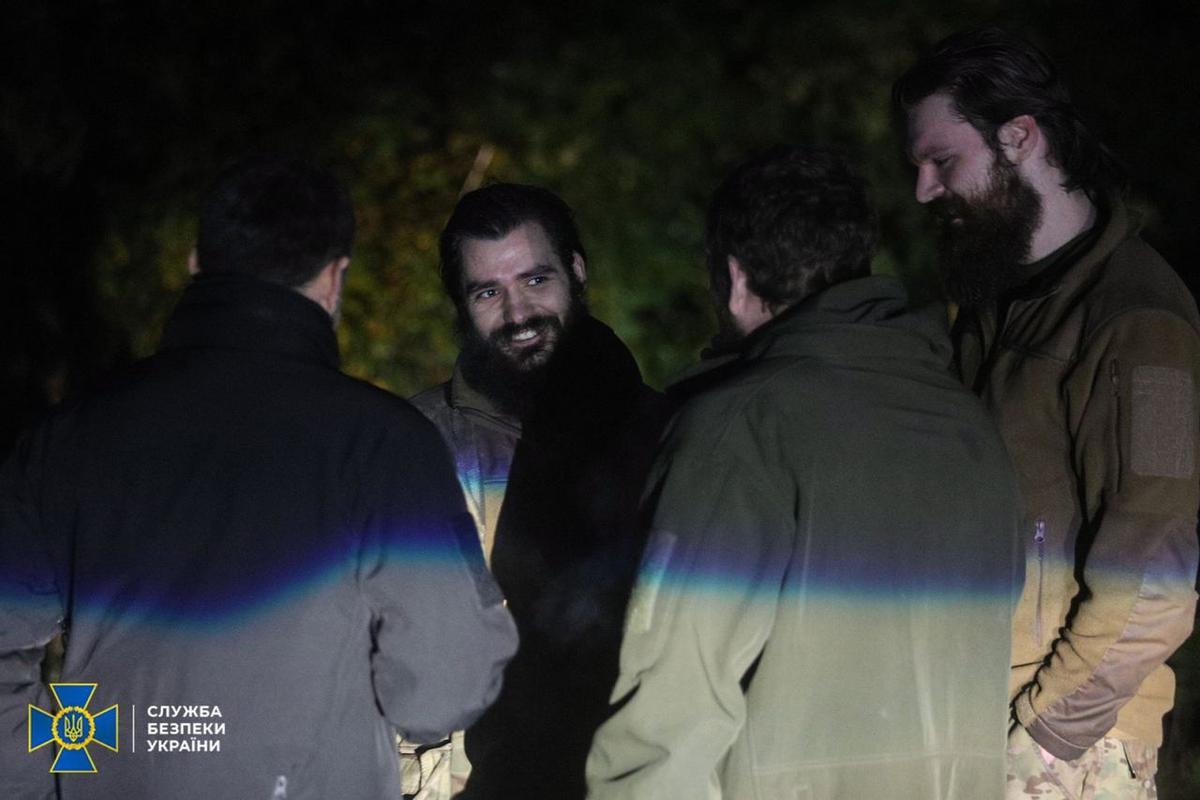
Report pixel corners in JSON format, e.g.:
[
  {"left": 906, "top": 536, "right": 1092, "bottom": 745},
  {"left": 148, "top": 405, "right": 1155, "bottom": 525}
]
[
  {"left": 461, "top": 221, "right": 562, "bottom": 283},
  {"left": 905, "top": 92, "right": 988, "bottom": 160}
]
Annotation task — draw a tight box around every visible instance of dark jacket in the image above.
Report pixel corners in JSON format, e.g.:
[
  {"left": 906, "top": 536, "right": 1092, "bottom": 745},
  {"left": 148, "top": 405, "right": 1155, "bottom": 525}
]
[
  {"left": 587, "top": 275, "right": 1023, "bottom": 800},
  {"left": 955, "top": 200, "right": 1200, "bottom": 760},
  {"left": 0, "top": 273, "right": 517, "bottom": 800},
  {"left": 412, "top": 316, "right": 668, "bottom": 800}
]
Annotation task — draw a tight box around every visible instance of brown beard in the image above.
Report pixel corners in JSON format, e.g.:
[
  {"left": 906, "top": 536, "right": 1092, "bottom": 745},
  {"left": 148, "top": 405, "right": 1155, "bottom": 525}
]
[{"left": 936, "top": 158, "right": 1042, "bottom": 310}]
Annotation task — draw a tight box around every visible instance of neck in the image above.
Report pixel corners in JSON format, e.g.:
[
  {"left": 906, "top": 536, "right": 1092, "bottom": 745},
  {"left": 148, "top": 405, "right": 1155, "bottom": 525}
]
[{"left": 1026, "top": 185, "right": 1097, "bottom": 262}]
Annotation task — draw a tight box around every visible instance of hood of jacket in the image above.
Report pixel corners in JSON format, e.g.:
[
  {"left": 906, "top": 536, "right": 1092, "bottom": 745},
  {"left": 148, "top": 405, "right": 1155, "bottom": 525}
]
[{"left": 672, "top": 275, "right": 951, "bottom": 401}]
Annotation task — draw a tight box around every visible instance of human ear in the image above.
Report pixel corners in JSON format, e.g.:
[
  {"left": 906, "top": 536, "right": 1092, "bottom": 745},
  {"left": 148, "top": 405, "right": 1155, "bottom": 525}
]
[
  {"left": 998, "top": 115, "right": 1039, "bottom": 165},
  {"left": 726, "top": 256, "right": 774, "bottom": 335},
  {"left": 326, "top": 257, "right": 351, "bottom": 310},
  {"left": 727, "top": 256, "right": 750, "bottom": 315},
  {"left": 570, "top": 251, "right": 587, "bottom": 288}
]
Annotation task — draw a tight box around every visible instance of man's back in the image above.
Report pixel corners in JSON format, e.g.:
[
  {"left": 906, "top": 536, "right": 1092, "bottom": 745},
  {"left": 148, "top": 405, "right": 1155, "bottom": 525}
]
[
  {"left": 1, "top": 274, "right": 516, "bottom": 799},
  {"left": 588, "top": 276, "right": 1022, "bottom": 799}
]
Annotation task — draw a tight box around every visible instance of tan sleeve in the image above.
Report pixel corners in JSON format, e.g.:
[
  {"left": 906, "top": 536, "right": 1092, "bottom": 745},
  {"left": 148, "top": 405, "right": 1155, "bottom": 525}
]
[{"left": 1014, "top": 310, "right": 1200, "bottom": 759}]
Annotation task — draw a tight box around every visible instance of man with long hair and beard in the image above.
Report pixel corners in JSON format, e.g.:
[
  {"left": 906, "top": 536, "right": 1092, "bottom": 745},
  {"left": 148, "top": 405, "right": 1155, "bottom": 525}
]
[
  {"left": 896, "top": 27, "right": 1200, "bottom": 799},
  {"left": 404, "top": 183, "right": 666, "bottom": 800}
]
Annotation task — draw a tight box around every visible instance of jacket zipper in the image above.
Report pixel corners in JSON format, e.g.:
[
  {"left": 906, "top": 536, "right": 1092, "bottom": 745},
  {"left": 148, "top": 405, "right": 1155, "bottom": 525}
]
[
  {"left": 1111, "top": 359, "right": 1122, "bottom": 491},
  {"left": 1033, "top": 516, "right": 1046, "bottom": 643}
]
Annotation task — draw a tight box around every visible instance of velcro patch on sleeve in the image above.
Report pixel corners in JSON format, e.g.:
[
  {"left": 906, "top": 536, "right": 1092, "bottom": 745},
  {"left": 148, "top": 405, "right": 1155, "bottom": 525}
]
[
  {"left": 1131, "top": 366, "right": 1196, "bottom": 478},
  {"left": 626, "top": 531, "right": 677, "bottom": 634}
]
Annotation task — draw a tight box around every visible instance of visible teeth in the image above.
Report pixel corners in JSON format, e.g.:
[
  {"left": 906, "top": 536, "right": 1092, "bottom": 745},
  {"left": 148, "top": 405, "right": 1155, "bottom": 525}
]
[{"left": 512, "top": 329, "right": 536, "bottom": 342}]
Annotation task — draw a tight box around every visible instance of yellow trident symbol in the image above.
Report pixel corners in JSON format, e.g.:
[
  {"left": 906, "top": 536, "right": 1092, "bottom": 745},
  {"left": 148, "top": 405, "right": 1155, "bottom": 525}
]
[
  {"left": 63, "top": 713, "right": 85, "bottom": 743},
  {"left": 49, "top": 705, "right": 95, "bottom": 751}
]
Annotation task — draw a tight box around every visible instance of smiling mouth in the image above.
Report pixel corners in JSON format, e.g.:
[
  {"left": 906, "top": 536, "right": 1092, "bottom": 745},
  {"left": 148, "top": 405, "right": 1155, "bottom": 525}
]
[
  {"left": 490, "top": 316, "right": 561, "bottom": 361},
  {"left": 935, "top": 210, "right": 964, "bottom": 227},
  {"left": 511, "top": 328, "right": 539, "bottom": 344},
  {"left": 505, "top": 327, "right": 548, "bottom": 350}
]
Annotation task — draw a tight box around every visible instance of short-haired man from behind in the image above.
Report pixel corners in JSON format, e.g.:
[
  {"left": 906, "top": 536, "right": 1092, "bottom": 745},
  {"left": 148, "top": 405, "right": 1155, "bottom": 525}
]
[
  {"left": 895, "top": 27, "right": 1200, "bottom": 799},
  {"left": 0, "top": 155, "right": 517, "bottom": 799},
  {"left": 407, "top": 184, "right": 666, "bottom": 799},
  {"left": 586, "top": 145, "right": 1023, "bottom": 800}
]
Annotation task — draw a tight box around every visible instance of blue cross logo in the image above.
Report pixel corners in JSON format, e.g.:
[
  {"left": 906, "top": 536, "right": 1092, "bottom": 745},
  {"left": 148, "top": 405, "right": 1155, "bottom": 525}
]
[{"left": 28, "top": 683, "right": 119, "bottom": 773}]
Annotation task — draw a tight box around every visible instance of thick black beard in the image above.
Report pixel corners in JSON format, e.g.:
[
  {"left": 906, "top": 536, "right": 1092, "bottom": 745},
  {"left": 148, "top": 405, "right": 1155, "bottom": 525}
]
[
  {"left": 458, "top": 298, "right": 586, "bottom": 420},
  {"left": 937, "top": 160, "right": 1043, "bottom": 310}
]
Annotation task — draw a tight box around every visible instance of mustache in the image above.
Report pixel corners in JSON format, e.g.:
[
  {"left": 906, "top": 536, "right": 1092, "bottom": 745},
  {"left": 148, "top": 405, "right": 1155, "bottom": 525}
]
[
  {"left": 930, "top": 195, "right": 971, "bottom": 226},
  {"left": 489, "top": 316, "right": 560, "bottom": 346}
]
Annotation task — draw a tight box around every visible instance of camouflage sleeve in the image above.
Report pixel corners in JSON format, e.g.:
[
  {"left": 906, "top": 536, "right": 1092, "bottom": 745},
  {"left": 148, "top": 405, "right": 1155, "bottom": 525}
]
[
  {"left": 1014, "top": 310, "right": 1200, "bottom": 759},
  {"left": 0, "top": 430, "right": 62, "bottom": 799},
  {"left": 585, "top": 415, "right": 792, "bottom": 798}
]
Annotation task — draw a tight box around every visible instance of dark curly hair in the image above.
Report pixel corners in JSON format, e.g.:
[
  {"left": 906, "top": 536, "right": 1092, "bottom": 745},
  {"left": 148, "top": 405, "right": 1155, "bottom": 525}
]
[
  {"left": 892, "top": 27, "right": 1123, "bottom": 197},
  {"left": 706, "top": 145, "right": 877, "bottom": 311}
]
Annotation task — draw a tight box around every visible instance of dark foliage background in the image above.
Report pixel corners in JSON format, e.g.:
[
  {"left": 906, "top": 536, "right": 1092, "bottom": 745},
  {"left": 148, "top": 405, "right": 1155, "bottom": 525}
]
[{"left": 3, "top": 0, "right": 1199, "bottom": 793}]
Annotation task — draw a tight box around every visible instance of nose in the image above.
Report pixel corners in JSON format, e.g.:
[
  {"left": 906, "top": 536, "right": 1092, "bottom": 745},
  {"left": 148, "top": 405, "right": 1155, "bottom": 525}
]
[
  {"left": 501, "top": 289, "right": 532, "bottom": 325},
  {"left": 915, "top": 164, "right": 944, "bottom": 204}
]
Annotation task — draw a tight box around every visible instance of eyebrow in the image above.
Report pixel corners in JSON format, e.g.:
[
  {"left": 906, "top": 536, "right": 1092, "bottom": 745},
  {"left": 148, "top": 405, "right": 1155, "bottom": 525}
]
[
  {"left": 464, "top": 264, "right": 558, "bottom": 297},
  {"left": 908, "top": 140, "right": 948, "bottom": 165}
]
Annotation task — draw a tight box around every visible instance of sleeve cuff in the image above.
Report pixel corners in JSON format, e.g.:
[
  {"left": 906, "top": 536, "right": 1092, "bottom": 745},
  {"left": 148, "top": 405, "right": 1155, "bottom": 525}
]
[{"left": 1014, "top": 692, "right": 1091, "bottom": 761}]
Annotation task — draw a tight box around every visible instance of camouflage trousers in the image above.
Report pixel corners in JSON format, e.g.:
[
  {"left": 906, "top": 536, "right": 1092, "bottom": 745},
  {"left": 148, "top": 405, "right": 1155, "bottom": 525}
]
[
  {"left": 1007, "top": 725, "right": 1159, "bottom": 799},
  {"left": 398, "top": 731, "right": 470, "bottom": 800}
]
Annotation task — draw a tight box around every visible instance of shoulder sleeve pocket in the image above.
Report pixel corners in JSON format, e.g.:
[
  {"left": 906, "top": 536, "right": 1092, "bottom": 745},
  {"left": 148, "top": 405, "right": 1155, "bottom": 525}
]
[{"left": 1131, "top": 366, "right": 1195, "bottom": 478}]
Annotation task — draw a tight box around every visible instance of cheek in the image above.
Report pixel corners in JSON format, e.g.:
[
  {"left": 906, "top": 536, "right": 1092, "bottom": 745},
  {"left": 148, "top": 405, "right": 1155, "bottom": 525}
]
[
  {"left": 467, "top": 305, "right": 500, "bottom": 338},
  {"left": 539, "top": 285, "right": 574, "bottom": 320},
  {"left": 953, "top": 155, "right": 996, "bottom": 197}
]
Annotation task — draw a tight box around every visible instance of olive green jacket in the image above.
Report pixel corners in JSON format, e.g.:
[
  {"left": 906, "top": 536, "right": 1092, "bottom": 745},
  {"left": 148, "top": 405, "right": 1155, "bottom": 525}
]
[
  {"left": 954, "top": 200, "right": 1200, "bottom": 761},
  {"left": 587, "top": 276, "right": 1023, "bottom": 800}
]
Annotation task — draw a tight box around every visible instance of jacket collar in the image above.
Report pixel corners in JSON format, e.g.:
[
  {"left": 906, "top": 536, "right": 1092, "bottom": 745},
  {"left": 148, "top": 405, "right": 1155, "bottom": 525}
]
[
  {"left": 671, "top": 275, "right": 949, "bottom": 390},
  {"left": 1008, "top": 197, "right": 1127, "bottom": 303},
  {"left": 449, "top": 360, "right": 516, "bottom": 422},
  {"left": 159, "top": 272, "right": 340, "bottom": 369}
]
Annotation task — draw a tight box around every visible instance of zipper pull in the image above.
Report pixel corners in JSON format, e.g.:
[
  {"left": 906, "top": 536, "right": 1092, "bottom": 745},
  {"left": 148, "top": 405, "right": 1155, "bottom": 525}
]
[{"left": 1033, "top": 516, "right": 1046, "bottom": 643}]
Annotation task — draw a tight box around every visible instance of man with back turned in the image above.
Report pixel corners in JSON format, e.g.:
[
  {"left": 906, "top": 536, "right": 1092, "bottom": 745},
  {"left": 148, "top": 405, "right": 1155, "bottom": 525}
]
[
  {"left": 0, "top": 155, "right": 516, "bottom": 799},
  {"left": 586, "top": 145, "right": 1023, "bottom": 799}
]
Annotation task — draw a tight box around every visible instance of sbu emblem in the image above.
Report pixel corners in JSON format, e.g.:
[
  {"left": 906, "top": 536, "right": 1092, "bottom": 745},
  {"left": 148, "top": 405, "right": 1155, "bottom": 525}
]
[{"left": 28, "top": 683, "right": 119, "bottom": 773}]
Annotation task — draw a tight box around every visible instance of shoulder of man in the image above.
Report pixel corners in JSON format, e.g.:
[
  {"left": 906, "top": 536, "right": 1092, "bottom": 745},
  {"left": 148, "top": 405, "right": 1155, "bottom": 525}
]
[
  {"left": 1081, "top": 232, "right": 1200, "bottom": 342},
  {"left": 662, "top": 354, "right": 810, "bottom": 464},
  {"left": 409, "top": 381, "right": 453, "bottom": 419},
  {"left": 300, "top": 373, "right": 460, "bottom": 476}
]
